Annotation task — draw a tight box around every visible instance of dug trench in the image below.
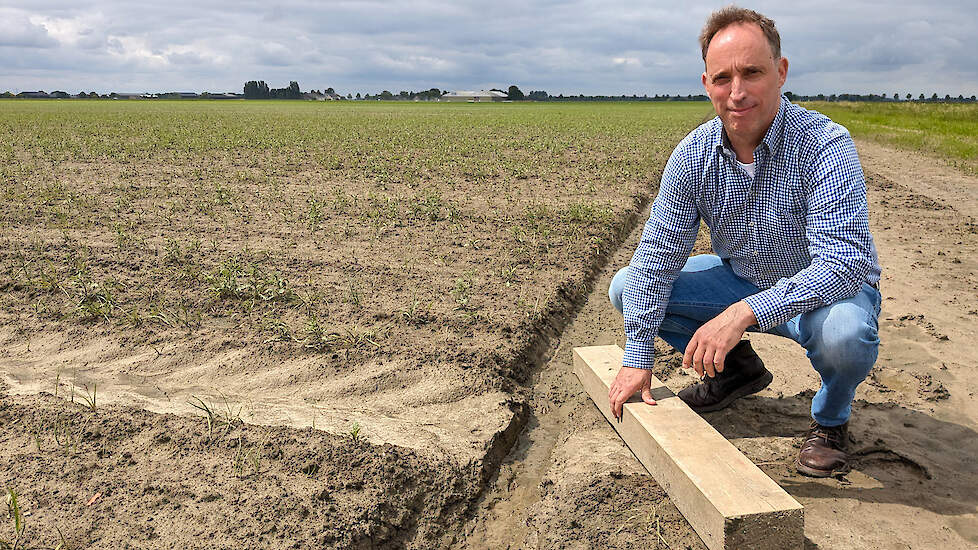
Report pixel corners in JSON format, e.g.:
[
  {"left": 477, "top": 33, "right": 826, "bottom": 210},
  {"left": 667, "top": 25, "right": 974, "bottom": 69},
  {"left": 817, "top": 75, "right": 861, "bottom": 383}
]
[{"left": 453, "top": 199, "right": 715, "bottom": 550}]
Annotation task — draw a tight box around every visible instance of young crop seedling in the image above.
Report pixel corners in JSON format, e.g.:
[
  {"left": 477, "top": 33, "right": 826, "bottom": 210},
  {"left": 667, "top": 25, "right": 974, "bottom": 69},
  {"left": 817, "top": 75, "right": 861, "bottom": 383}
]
[
  {"left": 451, "top": 277, "right": 472, "bottom": 310},
  {"left": 300, "top": 314, "right": 337, "bottom": 351},
  {"left": 75, "top": 384, "right": 97, "bottom": 412},
  {"left": 346, "top": 277, "right": 363, "bottom": 309},
  {"left": 349, "top": 422, "right": 364, "bottom": 445},
  {"left": 1, "top": 487, "right": 26, "bottom": 550},
  {"left": 30, "top": 422, "right": 42, "bottom": 452},
  {"left": 398, "top": 292, "right": 431, "bottom": 326},
  {"left": 52, "top": 417, "right": 77, "bottom": 456},
  {"left": 232, "top": 436, "right": 245, "bottom": 477},
  {"left": 189, "top": 394, "right": 241, "bottom": 442},
  {"left": 73, "top": 273, "right": 117, "bottom": 322}
]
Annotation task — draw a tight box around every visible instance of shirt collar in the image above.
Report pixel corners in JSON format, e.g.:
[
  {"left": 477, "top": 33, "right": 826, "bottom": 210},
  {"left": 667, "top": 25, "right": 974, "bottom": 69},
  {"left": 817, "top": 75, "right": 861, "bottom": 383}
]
[{"left": 713, "top": 94, "right": 789, "bottom": 162}]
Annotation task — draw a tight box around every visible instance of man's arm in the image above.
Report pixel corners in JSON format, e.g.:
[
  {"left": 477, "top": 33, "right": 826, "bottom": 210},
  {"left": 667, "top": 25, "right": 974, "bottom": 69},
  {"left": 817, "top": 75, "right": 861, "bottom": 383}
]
[
  {"left": 609, "top": 144, "right": 700, "bottom": 420},
  {"left": 743, "top": 131, "right": 878, "bottom": 331}
]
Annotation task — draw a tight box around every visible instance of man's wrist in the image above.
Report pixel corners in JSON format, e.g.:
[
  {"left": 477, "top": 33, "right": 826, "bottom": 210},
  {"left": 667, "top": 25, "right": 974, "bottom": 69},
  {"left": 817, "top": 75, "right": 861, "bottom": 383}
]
[
  {"left": 622, "top": 338, "right": 656, "bottom": 370},
  {"left": 733, "top": 300, "right": 758, "bottom": 330}
]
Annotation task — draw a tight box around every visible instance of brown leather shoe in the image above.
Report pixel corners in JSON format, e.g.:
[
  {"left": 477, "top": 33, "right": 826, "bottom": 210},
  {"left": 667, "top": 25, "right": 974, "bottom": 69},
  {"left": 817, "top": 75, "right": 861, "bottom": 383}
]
[
  {"left": 796, "top": 420, "right": 850, "bottom": 477},
  {"left": 677, "top": 340, "right": 773, "bottom": 413}
]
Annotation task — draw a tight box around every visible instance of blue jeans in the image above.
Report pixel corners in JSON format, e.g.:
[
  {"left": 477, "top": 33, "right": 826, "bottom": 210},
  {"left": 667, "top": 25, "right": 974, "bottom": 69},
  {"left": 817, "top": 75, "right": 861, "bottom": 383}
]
[{"left": 609, "top": 254, "right": 881, "bottom": 426}]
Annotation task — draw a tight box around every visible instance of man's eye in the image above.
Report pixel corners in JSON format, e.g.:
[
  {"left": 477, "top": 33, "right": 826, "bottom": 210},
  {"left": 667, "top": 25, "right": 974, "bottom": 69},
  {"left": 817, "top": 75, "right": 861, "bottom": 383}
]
[{"left": 714, "top": 77, "right": 730, "bottom": 84}]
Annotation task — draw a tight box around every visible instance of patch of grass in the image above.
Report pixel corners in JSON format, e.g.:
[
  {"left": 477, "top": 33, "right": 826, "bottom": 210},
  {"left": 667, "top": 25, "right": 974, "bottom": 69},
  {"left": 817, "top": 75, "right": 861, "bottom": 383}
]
[
  {"left": 307, "top": 197, "right": 327, "bottom": 228},
  {"left": 73, "top": 274, "right": 117, "bottom": 322},
  {"left": 409, "top": 188, "right": 447, "bottom": 221},
  {"left": 232, "top": 434, "right": 267, "bottom": 478},
  {"left": 565, "top": 201, "right": 614, "bottom": 225},
  {"left": 205, "top": 256, "right": 296, "bottom": 303},
  {"left": 806, "top": 101, "right": 978, "bottom": 175},
  {"left": 148, "top": 301, "right": 202, "bottom": 332}
]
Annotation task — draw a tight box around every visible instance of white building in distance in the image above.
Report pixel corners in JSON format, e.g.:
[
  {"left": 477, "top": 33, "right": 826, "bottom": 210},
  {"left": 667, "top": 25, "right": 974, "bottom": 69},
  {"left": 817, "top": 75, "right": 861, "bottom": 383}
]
[{"left": 441, "top": 90, "right": 508, "bottom": 102}]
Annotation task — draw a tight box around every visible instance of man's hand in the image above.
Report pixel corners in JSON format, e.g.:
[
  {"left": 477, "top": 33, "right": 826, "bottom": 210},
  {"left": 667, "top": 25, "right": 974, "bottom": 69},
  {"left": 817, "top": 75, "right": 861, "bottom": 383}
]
[
  {"left": 608, "top": 366, "right": 657, "bottom": 421},
  {"left": 683, "top": 300, "right": 757, "bottom": 378}
]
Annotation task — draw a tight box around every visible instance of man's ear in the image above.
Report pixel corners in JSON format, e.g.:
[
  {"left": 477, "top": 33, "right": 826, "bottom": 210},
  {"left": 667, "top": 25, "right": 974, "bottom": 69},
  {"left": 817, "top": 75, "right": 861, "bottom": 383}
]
[
  {"left": 777, "top": 57, "right": 788, "bottom": 87},
  {"left": 702, "top": 71, "right": 709, "bottom": 93}
]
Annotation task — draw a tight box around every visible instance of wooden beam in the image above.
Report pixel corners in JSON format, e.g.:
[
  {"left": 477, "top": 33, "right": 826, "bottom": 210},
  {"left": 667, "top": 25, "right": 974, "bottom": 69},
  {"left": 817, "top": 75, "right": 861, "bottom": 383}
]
[{"left": 573, "top": 345, "right": 803, "bottom": 550}]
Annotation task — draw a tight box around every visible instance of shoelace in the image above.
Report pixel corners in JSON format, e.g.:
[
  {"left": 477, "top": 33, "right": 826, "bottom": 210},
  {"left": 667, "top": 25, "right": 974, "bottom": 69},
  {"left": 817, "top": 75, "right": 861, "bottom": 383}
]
[{"left": 807, "top": 422, "right": 845, "bottom": 446}]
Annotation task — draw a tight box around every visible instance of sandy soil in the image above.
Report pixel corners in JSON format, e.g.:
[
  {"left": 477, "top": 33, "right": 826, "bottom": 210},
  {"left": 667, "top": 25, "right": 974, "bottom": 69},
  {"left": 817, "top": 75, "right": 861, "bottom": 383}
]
[
  {"left": 454, "top": 139, "right": 978, "bottom": 549},
  {"left": 0, "top": 154, "right": 652, "bottom": 547},
  {"left": 1, "top": 102, "right": 704, "bottom": 548},
  {"left": 2, "top": 135, "right": 976, "bottom": 549}
]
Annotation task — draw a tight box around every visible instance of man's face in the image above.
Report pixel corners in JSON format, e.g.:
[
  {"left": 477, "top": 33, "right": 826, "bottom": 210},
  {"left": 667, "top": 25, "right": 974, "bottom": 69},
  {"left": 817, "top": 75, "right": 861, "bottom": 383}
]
[{"left": 702, "top": 23, "right": 788, "bottom": 146}]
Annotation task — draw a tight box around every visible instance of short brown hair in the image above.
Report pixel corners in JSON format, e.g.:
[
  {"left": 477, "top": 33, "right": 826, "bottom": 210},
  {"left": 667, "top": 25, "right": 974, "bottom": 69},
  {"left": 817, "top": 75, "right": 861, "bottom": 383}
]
[{"left": 699, "top": 5, "right": 781, "bottom": 61}]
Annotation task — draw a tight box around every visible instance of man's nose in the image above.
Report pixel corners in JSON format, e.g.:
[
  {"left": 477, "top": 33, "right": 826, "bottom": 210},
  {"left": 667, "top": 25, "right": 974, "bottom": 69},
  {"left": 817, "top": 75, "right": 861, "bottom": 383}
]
[{"left": 730, "top": 76, "right": 748, "bottom": 102}]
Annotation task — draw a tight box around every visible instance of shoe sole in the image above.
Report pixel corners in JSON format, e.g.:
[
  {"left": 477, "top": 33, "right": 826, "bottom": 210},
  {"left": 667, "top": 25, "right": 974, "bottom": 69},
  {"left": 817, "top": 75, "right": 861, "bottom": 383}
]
[
  {"left": 795, "top": 459, "right": 851, "bottom": 478},
  {"left": 688, "top": 370, "right": 774, "bottom": 413}
]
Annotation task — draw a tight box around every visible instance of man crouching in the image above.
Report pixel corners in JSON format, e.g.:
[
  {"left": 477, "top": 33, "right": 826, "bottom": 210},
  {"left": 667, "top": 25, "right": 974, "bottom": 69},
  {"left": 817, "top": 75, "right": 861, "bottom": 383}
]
[{"left": 608, "top": 6, "right": 881, "bottom": 477}]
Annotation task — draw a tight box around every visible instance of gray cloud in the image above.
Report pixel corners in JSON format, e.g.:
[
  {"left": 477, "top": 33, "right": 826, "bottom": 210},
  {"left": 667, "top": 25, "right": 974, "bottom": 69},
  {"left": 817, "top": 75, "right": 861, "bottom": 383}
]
[
  {"left": 0, "top": 9, "right": 58, "bottom": 48},
  {"left": 0, "top": 0, "right": 975, "bottom": 96}
]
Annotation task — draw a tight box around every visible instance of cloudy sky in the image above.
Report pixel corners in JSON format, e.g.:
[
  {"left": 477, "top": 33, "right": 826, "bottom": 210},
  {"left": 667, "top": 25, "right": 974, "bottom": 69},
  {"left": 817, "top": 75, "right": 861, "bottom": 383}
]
[{"left": 2, "top": 1, "right": 976, "bottom": 97}]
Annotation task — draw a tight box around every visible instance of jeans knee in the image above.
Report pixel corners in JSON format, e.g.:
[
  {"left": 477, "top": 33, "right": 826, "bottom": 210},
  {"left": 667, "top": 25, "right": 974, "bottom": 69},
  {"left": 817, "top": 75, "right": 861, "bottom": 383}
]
[
  {"left": 682, "top": 254, "right": 723, "bottom": 272},
  {"left": 806, "top": 304, "right": 879, "bottom": 375},
  {"left": 609, "top": 266, "right": 629, "bottom": 313}
]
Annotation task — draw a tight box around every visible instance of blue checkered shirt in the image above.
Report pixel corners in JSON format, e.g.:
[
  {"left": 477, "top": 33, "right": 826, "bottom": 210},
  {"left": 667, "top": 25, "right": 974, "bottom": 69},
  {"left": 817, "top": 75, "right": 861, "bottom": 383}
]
[{"left": 622, "top": 95, "right": 881, "bottom": 369}]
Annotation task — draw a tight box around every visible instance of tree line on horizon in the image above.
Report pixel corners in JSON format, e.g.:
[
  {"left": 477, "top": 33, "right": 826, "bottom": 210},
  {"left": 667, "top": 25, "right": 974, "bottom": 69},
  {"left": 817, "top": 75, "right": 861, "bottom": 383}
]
[{"left": 4, "top": 82, "right": 977, "bottom": 103}]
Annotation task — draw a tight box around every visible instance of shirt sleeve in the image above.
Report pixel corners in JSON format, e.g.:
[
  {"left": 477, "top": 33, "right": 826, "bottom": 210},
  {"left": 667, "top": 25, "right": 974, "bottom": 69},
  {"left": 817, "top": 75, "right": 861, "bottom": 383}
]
[
  {"left": 622, "top": 144, "right": 700, "bottom": 369},
  {"left": 743, "top": 131, "right": 878, "bottom": 330}
]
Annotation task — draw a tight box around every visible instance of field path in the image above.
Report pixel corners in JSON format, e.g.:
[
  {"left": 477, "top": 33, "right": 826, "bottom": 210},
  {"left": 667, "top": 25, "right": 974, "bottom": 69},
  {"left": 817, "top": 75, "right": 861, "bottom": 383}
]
[{"left": 855, "top": 139, "right": 978, "bottom": 219}]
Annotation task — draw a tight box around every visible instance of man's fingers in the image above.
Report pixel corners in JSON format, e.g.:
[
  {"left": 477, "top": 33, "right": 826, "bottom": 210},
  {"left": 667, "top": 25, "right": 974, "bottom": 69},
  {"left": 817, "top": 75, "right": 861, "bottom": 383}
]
[
  {"left": 642, "top": 386, "right": 657, "bottom": 406},
  {"left": 692, "top": 345, "right": 708, "bottom": 378},
  {"left": 684, "top": 340, "right": 701, "bottom": 376},
  {"left": 703, "top": 346, "right": 717, "bottom": 378},
  {"left": 682, "top": 341, "right": 695, "bottom": 369},
  {"left": 714, "top": 348, "right": 725, "bottom": 373}
]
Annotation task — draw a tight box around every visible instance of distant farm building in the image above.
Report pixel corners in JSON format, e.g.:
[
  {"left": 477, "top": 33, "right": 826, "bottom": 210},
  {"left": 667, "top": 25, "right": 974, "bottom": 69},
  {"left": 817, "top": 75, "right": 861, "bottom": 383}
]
[
  {"left": 158, "top": 92, "right": 199, "bottom": 99},
  {"left": 303, "top": 91, "right": 344, "bottom": 101},
  {"left": 441, "top": 90, "right": 508, "bottom": 102},
  {"left": 205, "top": 92, "right": 243, "bottom": 100}
]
